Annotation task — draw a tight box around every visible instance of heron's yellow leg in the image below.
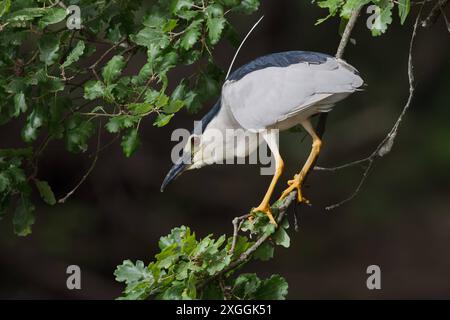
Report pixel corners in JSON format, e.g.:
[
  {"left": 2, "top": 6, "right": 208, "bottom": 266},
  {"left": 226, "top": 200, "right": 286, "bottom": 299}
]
[
  {"left": 251, "top": 130, "right": 283, "bottom": 225},
  {"left": 252, "top": 157, "right": 284, "bottom": 225},
  {"left": 279, "top": 120, "right": 322, "bottom": 203}
]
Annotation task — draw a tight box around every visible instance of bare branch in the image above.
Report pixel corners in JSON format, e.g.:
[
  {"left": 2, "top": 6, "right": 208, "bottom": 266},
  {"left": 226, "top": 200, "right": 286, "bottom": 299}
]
[
  {"left": 325, "top": 160, "right": 373, "bottom": 210},
  {"left": 440, "top": 4, "right": 450, "bottom": 32},
  {"left": 58, "top": 122, "right": 102, "bottom": 204},
  {"left": 229, "top": 214, "right": 250, "bottom": 255},
  {"left": 318, "top": 9, "right": 422, "bottom": 210},
  {"left": 421, "top": 0, "right": 449, "bottom": 27}
]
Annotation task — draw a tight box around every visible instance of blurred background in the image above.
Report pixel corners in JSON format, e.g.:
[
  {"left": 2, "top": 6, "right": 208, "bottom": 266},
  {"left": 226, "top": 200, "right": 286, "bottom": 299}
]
[{"left": 1, "top": 0, "right": 450, "bottom": 299}]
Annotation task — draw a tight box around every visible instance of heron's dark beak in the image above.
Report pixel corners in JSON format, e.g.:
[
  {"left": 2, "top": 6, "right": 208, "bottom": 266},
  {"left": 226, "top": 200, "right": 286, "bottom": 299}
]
[{"left": 160, "top": 155, "right": 190, "bottom": 192}]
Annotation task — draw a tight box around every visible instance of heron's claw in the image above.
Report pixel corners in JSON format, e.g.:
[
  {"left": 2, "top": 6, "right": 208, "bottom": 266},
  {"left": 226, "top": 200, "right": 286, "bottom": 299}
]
[
  {"left": 279, "top": 175, "right": 310, "bottom": 204},
  {"left": 251, "top": 205, "right": 278, "bottom": 226}
]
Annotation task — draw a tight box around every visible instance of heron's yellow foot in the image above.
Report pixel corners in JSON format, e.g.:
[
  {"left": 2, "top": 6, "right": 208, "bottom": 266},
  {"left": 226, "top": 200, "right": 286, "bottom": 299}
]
[
  {"left": 251, "top": 205, "right": 278, "bottom": 226},
  {"left": 279, "top": 174, "right": 310, "bottom": 204}
]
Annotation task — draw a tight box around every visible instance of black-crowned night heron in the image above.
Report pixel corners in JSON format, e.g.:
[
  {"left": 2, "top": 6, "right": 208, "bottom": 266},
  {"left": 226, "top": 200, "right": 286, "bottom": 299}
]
[{"left": 161, "top": 51, "right": 364, "bottom": 225}]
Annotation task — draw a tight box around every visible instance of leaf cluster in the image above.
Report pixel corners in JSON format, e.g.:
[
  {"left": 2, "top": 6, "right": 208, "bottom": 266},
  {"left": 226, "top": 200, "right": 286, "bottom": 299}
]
[
  {"left": 0, "top": 0, "right": 260, "bottom": 235},
  {"left": 115, "top": 212, "right": 291, "bottom": 300},
  {"left": 315, "top": 0, "right": 411, "bottom": 36}
]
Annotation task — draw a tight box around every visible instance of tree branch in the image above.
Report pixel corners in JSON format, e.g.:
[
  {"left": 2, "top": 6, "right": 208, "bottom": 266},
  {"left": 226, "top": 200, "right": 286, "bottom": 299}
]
[
  {"left": 58, "top": 122, "right": 102, "bottom": 204},
  {"left": 200, "top": 191, "right": 296, "bottom": 290},
  {"left": 336, "top": 6, "right": 362, "bottom": 59},
  {"left": 315, "top": 8, "right": 422, "bottom": 210},
  {"left": 421, "top": 0, "right": 449, "bottom": 27}
]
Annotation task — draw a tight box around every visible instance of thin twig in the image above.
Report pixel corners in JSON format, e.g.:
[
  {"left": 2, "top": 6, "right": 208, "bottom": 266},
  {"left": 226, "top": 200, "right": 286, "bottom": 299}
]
[
  {"left": 421, "top": 0, "right": 449, "bottom": 27},
  {"left": 89, "top": 38, "right": 127, "bottom": 71},
  {"left": 439, "top": 4, "right": 450, "bottom": 32},
  {"left": 317, "top": 8, "right": 422, "bottom": 210},
  {"left": 58, "top": 122, "right": 102, "bottom": 204},
  {"left": 229, "top": 214, "right": 251, "bottom": 255}
]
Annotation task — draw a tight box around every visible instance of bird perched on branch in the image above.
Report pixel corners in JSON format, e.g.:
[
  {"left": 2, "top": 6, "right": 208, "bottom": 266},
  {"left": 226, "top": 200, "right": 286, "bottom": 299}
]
[{"left": 161, "top": 51, "right": 364, "bottom": 225}]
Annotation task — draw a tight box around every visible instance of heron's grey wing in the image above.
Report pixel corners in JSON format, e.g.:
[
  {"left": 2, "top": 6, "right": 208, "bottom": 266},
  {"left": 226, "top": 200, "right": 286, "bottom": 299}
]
[{"left": 222, "top": 58, "right": 363, "bottom": 130}]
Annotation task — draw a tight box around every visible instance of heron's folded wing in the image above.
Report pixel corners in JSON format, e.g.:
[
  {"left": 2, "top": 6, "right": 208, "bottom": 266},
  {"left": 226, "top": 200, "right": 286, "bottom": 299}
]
[{"left": 222, "top": 58, "right": 363, "bottom": 130}]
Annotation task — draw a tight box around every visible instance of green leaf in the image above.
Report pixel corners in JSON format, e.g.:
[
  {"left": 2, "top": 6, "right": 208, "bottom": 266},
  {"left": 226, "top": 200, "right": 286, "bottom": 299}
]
[
  {"left": 207, "top": 16, "right": 226, "bottom": 45},
  {"left": 7, "top": 8, "right": 45, "bottom": 22},
  {"left": 142, "top": 14, "right": 165, "bottom": 28},
  {"left": 127, "top": 103, "right": 153, "bottom": 115},
  {"left": 39, "top": 8, "right": 67, "bottom": 28},
  {"left": 102, "top": 55, "right": 125, "bottom": 85},
  {"left": 13, "top": 92, "right": 27, "bottom": 117},
  {"left": 171, "top": 0, "right": 194, "bottom": 14},
  {"left": 131, "top": 27, "right": 170, "bottom": 51},
  {"left": 163, "top": 19, "right": 178, "bottom": 32},
  {"left": 164, "top": 100, "right": 184, "bottom": 114},
  {"left": 121, "top": 128, "right": 140, "bottom": 157},
  {"left": 38, "top": 35, "right": 60, "bottom": 66},
  {"left": 159, "top": 226, "right": 191, "bottom": 250},
  {"left": 197, "top": 71, "right": 221, "bottom": 101},
  {"left": 201, "top": 283, "right": 225, "bottom": 300},
  {"left": 253, "top": 242, "right": 274, "bottom": 261},
  {"left": 35, "top": 72, "right": 64, "bottom": 93},
  {"left": 156, "top": 93, "right": 169, "bottom": 109},
  {"left": 4, "top": 78, "right": 26, "bottom": 94},
  {"left": 273, "top": 227, "right": 290, "bottom": 248},
  {"left": 84, "top": 80, "right": 105, "bottom": 100},
  {"left": 0, "top": 173, "right": 9, "bottom": 194},
  {"left": 184, "top": 90, "right": 201, "bottom": 113},
  {"left": 35, "top": 180, "right": 56, "bottom": 205},
  {"left": 132, "top": 63, "right": 154, "bottom": 86},
  {"left": 105, "top": 115, "right": 137, "bottom": 133},
  {"left": 153, "top": 113, "right": 174, "bottom": 127},
  {"left": 206, "top": 253, "right": 231, "bottom": 275},
  {"left": 144, "top": 89, "right": 160, "bottom": 104},
  {"left": 158, "top": 283, "right": 184, "bottom": 300},
  {"left": 0, "top": 194, "right": 11, "bottom": 219},
  {"left": 61, "top": 41, "right": 85, "bottom": 68},
  {"left": 114, "top": 260, "right": 150, "bottom": 284},
  {"left": 370, "top": 1, "right": 394, "bottom": 36},
  {"left": 155, "top": 52, "right": 179, "bottom": 74},
  {"left": 232, "top": 273, "right": 261, "bottom": 299},
  {"left": 398, "top": 0, "right": 410, "bottom": 25},
  {"left": 0, "top": 0, "right": 11, "bottom": 18},
  {"left": 171, "top": 81, "right": 186, "bottom": 101},
  {"left": 13, "top": 197, "right": 35, "bottom": 237},
  {"left": 317, "top": 0, "right": 344, "bottom": 15},
  {"left": 180, "top": 19, "right": 202, "bottom": 50},
  {"left": 156, "top": 244, "right": 180, "bottom": 269},
  {"left": 254, "top": 275, "right": 288, "bottom": 300},
  {"left": 340, "top": 0, "right": 369, "bottom": 19},
  {"left": 206, "top": 3, "right": 225, "bottom": 17},
  {"left": 22, "top": 107, "right": 45, "bottom": 143},
  {"left": 236, "top": 0, "right": 260, "bottom": 14},
  {"left": 65, "top": 116, "right": 95, "bottom": 153},
  {"left": 0, "top": 148, "right": 33, "bottom": 158}
]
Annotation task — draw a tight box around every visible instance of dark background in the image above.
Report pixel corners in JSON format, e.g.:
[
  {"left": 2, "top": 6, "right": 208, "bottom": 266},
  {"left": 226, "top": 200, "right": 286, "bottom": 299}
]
[{"left": 1, "top": 0, "right": 450, "bottom": 299}]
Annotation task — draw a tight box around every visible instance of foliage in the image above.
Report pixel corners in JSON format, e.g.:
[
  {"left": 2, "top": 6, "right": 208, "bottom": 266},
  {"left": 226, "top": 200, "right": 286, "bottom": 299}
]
[
  {"left": 315, "top": 0, "right": 411, "bottom": 36},
  {"left": 0, "top": 0, "right": 260, "bottom": 235},
  {"left": 115, "top": 211, "right": 290, "bottom": 300}
]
